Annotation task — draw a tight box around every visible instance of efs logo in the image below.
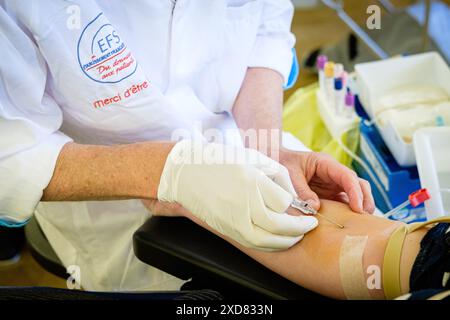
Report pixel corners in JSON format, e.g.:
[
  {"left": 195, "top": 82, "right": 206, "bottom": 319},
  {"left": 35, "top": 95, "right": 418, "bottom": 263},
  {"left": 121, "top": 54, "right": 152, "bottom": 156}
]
[
  {"left": 97, "top": 29, "right": 121, "bottom": 54},
  {"left": 77, "top": 13, "right": 138, "bottom": 83}
]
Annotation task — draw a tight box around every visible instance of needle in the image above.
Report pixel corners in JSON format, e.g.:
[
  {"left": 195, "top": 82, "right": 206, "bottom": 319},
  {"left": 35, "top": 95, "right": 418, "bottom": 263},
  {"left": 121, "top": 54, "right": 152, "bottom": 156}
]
[
  {"left": 315, "top": 212, "right": 345, "bottom": 229},
  {"left": 290, "top": 198, "right": 344, "bottom": 229}
]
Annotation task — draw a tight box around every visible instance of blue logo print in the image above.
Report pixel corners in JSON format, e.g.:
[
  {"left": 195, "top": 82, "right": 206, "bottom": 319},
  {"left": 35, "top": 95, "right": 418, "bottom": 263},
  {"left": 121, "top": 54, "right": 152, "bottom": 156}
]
[{"left": 77, "top": 13, "right": 138, "bottom": 83}]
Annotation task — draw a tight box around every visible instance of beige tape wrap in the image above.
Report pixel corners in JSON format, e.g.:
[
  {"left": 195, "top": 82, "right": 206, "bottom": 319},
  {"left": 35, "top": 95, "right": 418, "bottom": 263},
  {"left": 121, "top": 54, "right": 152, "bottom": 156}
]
[{"left": 339, "top": 235, "right": 372, "bottom": 300}]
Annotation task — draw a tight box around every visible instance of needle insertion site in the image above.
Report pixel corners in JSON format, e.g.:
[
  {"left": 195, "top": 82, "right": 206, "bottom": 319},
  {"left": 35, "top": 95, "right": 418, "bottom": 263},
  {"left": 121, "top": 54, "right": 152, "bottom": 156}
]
[{"left": 291, "top": 198, "right": 344, "bottom": 229}]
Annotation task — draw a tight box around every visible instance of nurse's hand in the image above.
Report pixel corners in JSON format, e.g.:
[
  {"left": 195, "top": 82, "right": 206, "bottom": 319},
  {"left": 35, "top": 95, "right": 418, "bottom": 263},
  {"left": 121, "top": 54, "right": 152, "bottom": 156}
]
[
  {"left": 279, "top": 149, "right": 375, "bottom": 214},
  {"left": 156, "top": 140, "right": 318, "bottom": 251}
]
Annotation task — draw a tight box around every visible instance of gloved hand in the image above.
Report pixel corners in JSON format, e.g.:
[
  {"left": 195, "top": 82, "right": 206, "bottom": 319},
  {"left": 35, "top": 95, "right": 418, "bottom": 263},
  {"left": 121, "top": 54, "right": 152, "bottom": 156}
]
[{"left": 157, "top": 140, "right": 318, "bottom": 251}]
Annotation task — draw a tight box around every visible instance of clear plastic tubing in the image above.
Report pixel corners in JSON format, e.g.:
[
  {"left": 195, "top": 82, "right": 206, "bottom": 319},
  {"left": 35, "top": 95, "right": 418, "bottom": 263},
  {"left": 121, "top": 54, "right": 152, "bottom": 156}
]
[
  {"left": 334, "top": 77, "right": 344, "bottom": 115},
  {"left": 324, "top": 61, "right": 335, "bottom": 104},
  {"left": 317, "top": 55, "right": 328, "bottom": 93}
]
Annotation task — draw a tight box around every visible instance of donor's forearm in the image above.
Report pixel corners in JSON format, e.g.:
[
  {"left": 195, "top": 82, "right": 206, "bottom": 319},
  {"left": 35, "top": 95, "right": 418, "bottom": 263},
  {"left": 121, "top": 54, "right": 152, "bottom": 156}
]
[
  {"left": 42, "top": 141, "right": 175, "bottom": 201},
  {"left": 185, "top": 200, "right": 424, "bottom": 300}
]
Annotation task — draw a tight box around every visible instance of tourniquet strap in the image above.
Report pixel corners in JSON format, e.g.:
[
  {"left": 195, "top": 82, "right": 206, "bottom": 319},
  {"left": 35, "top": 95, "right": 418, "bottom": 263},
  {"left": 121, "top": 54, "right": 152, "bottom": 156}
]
[{"left": 383, "top": 216, "right": 450, "bottom": 300}]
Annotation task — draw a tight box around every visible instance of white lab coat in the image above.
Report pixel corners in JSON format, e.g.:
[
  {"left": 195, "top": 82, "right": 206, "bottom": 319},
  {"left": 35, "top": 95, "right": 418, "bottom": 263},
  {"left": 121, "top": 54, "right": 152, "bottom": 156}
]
[{"left": 0, "top": 0, "right": 297, "bottom": 291}]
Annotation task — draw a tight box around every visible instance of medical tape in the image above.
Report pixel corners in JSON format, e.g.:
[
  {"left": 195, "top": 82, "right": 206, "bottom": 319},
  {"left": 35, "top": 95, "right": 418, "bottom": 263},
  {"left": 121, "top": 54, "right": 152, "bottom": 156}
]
[{"left": 339, "top": 235, "right": 372, "bottom": 300}]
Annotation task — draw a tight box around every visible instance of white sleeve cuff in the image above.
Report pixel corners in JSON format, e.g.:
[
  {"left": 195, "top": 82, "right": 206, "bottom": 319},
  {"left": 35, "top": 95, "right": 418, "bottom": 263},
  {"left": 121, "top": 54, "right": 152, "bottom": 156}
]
[
  {"left": 247, "top": 35, "right": 295, "bottom": 86},
  {"left": 0, "top": 132, "right": 72, "bottom": 225}
]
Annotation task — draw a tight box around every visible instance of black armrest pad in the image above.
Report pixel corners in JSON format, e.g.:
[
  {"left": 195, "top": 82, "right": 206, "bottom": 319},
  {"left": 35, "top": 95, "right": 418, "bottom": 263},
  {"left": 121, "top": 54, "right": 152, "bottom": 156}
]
[
  {"left": 133, "top": 217, "right": 325, "bottom": 300},
  {"left": 24, "top": 217, "right": 67, "bottom": 279}
]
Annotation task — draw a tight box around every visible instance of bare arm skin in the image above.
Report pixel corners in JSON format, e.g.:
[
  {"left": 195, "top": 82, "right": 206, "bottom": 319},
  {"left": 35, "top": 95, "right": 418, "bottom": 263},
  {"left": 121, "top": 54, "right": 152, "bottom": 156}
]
[
  {"left": 183, "top": 199, "right": 427, "bottom": 300},
  {"left": 42, "top": 141, "right": 175, "bottom": 201},
  {"left": 232, "top": 67, "right": 284, "bottom": 158},
  {"left": 42, "top": 69, "right": 277, "bottom": 205}
]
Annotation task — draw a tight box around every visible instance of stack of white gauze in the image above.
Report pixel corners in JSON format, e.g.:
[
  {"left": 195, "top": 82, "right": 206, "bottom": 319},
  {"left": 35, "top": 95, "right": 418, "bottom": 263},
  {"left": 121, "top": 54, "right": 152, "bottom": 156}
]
[{"left": 376, "top": 84, "right": 450, "bottom": 143}]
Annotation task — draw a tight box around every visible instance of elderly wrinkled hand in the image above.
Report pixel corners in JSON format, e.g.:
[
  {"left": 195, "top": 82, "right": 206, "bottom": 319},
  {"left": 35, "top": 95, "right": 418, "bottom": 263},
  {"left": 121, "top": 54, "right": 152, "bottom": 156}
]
[{"left": 280, "top": 148, "right": 375, "bottom": 214}]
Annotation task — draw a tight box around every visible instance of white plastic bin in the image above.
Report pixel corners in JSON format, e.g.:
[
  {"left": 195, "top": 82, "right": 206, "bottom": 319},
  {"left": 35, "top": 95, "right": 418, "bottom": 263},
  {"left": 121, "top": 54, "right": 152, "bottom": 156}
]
[
  {"left": 413, "top": 127, "right": 450, "bottom": 220},
  {"left": 355, "top": 52, "right": 450, "bottom": 166}
]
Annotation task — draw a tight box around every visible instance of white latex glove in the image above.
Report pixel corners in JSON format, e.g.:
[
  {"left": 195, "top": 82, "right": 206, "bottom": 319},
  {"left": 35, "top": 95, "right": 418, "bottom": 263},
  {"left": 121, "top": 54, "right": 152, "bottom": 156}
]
[{"left": 158, "top": 140, "right": 318, "bottom": 251}]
